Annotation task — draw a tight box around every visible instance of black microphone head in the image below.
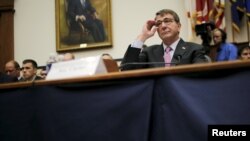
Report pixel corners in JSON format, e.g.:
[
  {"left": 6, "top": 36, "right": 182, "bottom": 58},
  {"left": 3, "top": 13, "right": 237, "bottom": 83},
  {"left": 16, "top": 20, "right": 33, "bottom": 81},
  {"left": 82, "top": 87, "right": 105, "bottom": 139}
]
[
  {"left": 174, "top": 54, "right": 181, "bottom": 59},
  {"left": 173, "top": 54, "right": 182, "bottom": 64}
]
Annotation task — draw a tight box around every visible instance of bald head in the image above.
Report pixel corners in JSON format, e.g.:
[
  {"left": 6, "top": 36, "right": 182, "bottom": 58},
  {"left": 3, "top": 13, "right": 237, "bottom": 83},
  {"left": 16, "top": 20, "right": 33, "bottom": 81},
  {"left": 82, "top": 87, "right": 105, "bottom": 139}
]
[{"left": 5, "top": 60, "right": 21, "bottom": 78}]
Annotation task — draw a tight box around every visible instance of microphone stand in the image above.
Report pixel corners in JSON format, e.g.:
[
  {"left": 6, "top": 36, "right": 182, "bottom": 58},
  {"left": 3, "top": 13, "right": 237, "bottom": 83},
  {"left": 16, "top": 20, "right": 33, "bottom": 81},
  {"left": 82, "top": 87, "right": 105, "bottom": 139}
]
[{"left": 119, "top": 54, "right": 182, "bottom": 70}]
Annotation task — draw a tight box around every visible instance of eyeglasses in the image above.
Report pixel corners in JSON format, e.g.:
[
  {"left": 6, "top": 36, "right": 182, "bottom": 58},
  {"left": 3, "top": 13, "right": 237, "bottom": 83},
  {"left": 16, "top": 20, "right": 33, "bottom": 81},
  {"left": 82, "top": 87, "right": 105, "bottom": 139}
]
[{"left": 155, "top": 18, "right": 175, "bottom": 27}]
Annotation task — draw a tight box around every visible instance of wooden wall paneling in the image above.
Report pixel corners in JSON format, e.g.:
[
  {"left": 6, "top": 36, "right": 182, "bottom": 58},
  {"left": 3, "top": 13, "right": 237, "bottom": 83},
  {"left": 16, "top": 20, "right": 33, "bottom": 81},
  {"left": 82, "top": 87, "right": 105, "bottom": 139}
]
[{"left": 0, "top": 0, "right": 14, "bottom": 72}]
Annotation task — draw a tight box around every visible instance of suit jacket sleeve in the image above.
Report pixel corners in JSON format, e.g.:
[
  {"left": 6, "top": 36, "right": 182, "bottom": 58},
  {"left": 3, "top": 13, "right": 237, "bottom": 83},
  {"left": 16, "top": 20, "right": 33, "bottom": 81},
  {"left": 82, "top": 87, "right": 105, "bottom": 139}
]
[
  {"left": 120, "top": 45, "right": 147, "bottom": 71},
  {"left": 177, "top": 41, "right": 208, "bottom": 64},
  {"left": 188, "top": 42, "right": 208, "bottom": 64}
]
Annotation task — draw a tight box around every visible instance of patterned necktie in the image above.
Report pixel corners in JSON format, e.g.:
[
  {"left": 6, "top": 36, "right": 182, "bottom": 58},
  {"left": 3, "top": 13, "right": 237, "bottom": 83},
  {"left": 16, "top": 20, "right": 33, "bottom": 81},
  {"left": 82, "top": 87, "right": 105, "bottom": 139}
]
[{"left": 164, "top": 47, "right": 172, "bottom": 67}]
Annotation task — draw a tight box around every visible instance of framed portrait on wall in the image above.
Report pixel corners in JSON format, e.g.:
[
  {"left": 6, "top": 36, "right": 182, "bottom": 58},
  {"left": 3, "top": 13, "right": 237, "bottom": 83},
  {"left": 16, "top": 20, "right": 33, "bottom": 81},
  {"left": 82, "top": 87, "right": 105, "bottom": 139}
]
[{"left": 55, "top": 0, "right": 112, "bottom": 52}]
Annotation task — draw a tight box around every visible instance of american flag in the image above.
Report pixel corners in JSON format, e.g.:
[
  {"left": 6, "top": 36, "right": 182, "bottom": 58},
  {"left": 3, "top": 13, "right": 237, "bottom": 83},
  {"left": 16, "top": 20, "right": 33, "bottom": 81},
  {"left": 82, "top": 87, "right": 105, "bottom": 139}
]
[{"left": 185, "top": 0, "right": 225, "bottom": 40}]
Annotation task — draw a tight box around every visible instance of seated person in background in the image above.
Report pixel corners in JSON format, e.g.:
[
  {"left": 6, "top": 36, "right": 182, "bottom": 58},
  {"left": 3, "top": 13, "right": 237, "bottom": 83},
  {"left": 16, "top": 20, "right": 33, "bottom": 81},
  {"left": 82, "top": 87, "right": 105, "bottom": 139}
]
[
  {"left": 37, "top": 66, "right": 47, "bottom": 79},
  {"left": 63, "top": 53, "right": 75, "bottom": 61},
  {"left": 238, "top": 46, "right": 250, "bottom": 60},
  {"left": 211, "top": 28, "right": 238, "bottom": 62},
  {"left": 5, "top": 60, "right": 21, "bottom": 81},
  {"left": 39, "top": 53, "right": 76, "bottom": 78},
  {"left": 120, "top": 9, "right": 208, "bottom": 71},
  {"left": 19, "top": 59, "right": 43, "bottom": 82}
]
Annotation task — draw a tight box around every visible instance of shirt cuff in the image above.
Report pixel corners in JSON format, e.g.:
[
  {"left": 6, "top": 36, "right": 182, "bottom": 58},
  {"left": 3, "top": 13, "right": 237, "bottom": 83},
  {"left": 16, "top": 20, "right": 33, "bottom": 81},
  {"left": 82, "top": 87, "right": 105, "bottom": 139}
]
[{"left": 131, "top": 40, "right": 144, "bottom": 49}]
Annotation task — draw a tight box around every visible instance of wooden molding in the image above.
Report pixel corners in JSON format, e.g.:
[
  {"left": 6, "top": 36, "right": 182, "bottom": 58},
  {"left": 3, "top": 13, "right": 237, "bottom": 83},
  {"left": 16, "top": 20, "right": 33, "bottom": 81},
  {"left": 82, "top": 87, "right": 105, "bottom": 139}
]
[
  {"left": 0, "top": 0, "right": 14, "bottom": 72},
  {"left": 0, "top": 0, "right": 14, "bottom": 7}
]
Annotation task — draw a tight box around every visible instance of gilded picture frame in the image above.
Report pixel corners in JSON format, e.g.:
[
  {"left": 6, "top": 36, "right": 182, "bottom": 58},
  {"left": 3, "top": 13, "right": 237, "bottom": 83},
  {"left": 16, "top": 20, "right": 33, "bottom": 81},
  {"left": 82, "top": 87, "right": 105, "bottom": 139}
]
[{"left": 55, "top": 0, "right": 112, "bottom": 52}]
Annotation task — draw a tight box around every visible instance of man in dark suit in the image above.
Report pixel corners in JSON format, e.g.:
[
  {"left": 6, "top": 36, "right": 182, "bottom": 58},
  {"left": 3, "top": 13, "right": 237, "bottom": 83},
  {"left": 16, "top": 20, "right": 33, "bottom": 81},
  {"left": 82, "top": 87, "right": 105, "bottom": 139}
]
[
  {"left": 121, "top": 9, "right": 208, "bottom": 71},
  {"left": 19, "top": 59, "right": 43, "bottom": 82}
]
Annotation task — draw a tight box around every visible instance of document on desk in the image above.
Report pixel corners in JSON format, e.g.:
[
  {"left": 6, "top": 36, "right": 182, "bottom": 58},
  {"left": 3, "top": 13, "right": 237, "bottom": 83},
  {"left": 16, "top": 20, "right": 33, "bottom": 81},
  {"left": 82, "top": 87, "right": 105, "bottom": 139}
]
[{"left": 46, "top": 55, "right": 107, "bottom": 80}]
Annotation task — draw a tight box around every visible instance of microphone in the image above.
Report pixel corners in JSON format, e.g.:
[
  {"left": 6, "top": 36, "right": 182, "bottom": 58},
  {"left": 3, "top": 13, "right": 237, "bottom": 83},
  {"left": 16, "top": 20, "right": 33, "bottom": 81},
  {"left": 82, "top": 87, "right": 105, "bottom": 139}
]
[
  {"left": 174, "top": 54, "right": 182, "bottom": 65},
  {"left": 119, "top": 62, "right": 175, "bottom": 69},
  {"left": 120, "top": 54, "right": 182, "bottom": 70}
]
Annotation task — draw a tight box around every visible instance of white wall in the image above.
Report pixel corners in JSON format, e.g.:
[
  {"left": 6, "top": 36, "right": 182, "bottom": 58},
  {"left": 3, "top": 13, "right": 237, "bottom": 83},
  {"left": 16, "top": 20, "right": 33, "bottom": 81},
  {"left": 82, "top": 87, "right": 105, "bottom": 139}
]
[
  {"left": 14, "top": 0, "right": 242, "bottom": 66},
  {"left": 14, "top": 0, "right": 56, "bottom": 66},
  {"left": 14, "top": 0, "right": 190, "bottom": 66}
]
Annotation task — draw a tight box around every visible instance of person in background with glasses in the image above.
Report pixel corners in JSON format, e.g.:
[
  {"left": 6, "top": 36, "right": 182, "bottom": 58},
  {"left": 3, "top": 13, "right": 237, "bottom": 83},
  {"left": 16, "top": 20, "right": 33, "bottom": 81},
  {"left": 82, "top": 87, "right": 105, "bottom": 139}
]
[
  {"left": 120, "top": 9, "right": 208, "bottom": 71},
  {"left": 238, "top": 46, "right": 250, "bottom": 60}
]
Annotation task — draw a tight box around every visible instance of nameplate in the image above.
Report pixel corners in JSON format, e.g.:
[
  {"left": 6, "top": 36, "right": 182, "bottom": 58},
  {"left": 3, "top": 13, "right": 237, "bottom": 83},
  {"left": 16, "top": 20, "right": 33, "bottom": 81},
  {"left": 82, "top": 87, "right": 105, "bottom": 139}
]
[{"left": 46, "top": 55, "right": 107, "bottom": 80}]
